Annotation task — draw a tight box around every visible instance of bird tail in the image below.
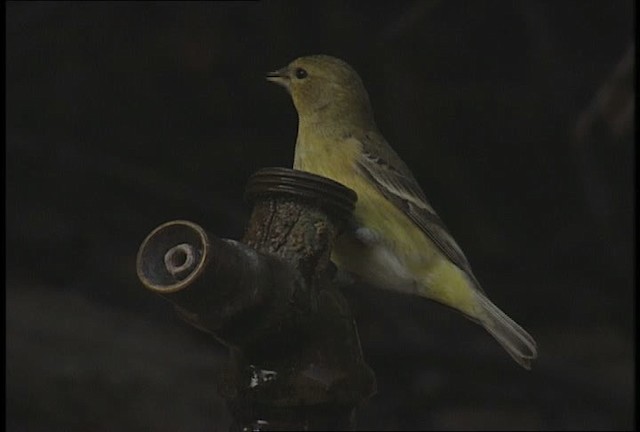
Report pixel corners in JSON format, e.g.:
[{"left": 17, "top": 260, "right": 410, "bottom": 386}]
[
  {"left": 415, "top": 259, "right": 538, "bottom": 369},
  {"left": 471, "top": 291, "right": 538, "bottom": 369}
]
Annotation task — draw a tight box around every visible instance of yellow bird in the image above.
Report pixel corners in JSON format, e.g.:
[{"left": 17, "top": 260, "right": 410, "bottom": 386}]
[{"left": 267, "top": 54, "right": 537, "bottom": 369}]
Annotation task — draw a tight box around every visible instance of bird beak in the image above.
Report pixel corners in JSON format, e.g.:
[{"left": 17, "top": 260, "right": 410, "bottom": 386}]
[{"left": 266, "top": 67, "right": 290, "bottom": 90}]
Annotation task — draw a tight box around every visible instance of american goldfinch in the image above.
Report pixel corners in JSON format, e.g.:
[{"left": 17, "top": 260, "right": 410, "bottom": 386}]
[{"left": 267, "top": 54, "right": 537, "bottom": 369}]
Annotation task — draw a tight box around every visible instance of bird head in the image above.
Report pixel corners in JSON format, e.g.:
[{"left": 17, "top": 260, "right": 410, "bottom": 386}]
[{"left": 267, "top": 55, "right": 374, "bottom": 125}]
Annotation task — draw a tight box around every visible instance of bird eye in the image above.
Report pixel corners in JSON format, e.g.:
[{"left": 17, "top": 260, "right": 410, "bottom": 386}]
[{"left": 295, "top": 68, "right": 308, "bottom": 79}]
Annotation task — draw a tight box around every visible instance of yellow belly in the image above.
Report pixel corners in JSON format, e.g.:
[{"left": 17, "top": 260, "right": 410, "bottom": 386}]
[
  {"left": 294, "top": 133, "right": 433, "bottom": 261},
  {"left": 294, "top": 134, "right": 477, "bottom": 317}
]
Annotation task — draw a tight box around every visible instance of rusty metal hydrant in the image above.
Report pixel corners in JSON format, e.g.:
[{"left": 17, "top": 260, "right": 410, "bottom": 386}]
[{"left": 136, "top": 167, "right": 376, "bottom": 431}]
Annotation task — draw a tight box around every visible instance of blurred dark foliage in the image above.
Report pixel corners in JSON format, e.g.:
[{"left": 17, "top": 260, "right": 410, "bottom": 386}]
[{"left": 6, "top": 1, "right": 634, "bottom": 430}]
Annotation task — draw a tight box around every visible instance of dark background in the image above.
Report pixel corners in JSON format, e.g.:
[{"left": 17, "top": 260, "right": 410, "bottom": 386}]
[{"left": 6, "top": 1, "right": 635, "bottom": 430}]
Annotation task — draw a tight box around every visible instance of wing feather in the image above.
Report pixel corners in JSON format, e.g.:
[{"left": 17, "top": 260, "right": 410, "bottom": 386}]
[{"left": 354, "top": 132, "right": 484, "bottom": 290}]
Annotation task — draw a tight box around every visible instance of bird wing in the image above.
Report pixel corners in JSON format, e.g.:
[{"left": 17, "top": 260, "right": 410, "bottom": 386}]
[{"left": 354, "top": 132, "right": 483, "bottom": 289}]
